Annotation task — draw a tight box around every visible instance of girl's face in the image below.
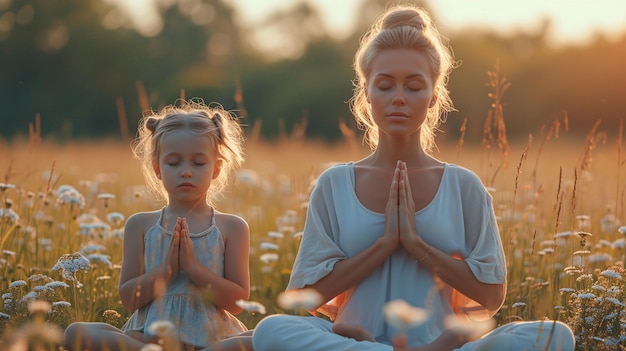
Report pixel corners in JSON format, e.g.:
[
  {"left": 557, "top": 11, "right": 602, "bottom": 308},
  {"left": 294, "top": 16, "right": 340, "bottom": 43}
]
[
  {"left": 153, "top": 129, "right": 221, "bottom": 204},
  {"left": 365, "top": 48, "right": 436, "bottom": 140}
]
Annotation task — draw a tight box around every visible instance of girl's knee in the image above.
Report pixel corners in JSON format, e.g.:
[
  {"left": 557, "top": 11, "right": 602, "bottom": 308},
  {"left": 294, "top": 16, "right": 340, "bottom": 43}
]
[
  {"left": 65, "top": 322, "right": 87, "bottom": 340},
  {"left": 64, "top": 322, "right": 91, "bottom": 349},
  {"left": 64, "top": 322, "right": 116, "bottom": 349}
]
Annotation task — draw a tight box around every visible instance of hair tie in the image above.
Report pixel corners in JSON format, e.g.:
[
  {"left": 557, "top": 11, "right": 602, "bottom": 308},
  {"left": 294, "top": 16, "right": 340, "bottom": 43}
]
[
  {"left": 212, "top": 113, "right": 224, "bottom": 141},
  {"left": 145, "top": 117, "right": 160, "bottom": 134}
]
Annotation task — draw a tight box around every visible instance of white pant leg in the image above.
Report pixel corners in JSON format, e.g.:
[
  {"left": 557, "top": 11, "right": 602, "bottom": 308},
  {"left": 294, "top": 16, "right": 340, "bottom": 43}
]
[
  {"left": 252, "top": 315, "right": 393, "bottom": 351},
  {"left": 458, "top": 320, "right": 575, "bottom": 351}
]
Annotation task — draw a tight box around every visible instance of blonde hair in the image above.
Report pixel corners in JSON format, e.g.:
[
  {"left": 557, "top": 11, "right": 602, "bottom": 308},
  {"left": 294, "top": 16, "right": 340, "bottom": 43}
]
[
  {"left": 132, "top": 99, "right": 244, "bottom": 206},
  {"left": 350, "top": 4, "right": 455, "bottom": 153}
]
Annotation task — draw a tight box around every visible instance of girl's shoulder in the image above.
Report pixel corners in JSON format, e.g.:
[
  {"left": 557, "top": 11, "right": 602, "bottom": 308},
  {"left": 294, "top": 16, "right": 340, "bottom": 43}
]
[
  {"left": 214, "top": 211, "right": 249, "bottom": 238},
  {"left": 124, "top": 209, "right": 162, "bottom": 233}
]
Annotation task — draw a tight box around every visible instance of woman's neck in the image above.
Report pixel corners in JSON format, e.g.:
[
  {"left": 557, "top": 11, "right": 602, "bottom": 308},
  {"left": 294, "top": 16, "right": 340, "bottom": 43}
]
[{"left": 366, "top": 138, "right": 433, "bottom": 169}]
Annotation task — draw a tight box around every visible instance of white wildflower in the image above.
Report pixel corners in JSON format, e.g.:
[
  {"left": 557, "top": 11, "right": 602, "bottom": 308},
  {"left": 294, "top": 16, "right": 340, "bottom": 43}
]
[
  {"left": 0, "top": 208, "right": 19, "bottom": 223},
  {"left": 147, "top": 320, "right": 176, "bottom": 338},
  {"left": 577, "top": 293, "right": 596, "bottom": 299},
  {"left": 107, "top": 212, "right": 125, "bottom": 225},
  {"left": 260, "top": 242, "right": 280, "bottom": 250},
  {"left": 605, "top": 297, "right": 625, "bottom": 307},
  {"left": 600, "top": 269, "right": 622, "bottom": 280},
  {"left": 592, "top": 285, "right": 606, "bottom": 292},
  {"left": 444, "top": 314, "right": 495, "bottom": 339},
  {"left": 260, "top": 253, "right": 279, "bottom": 264},
  {"left": 0, "top": 183, "right": 16, "bottom": 191},
  {"left": 56, "top": 187, "right": 85, "bottom": 209},
  {"left": 555, "top": 231, "right": 573, "bottom": 238},
  {"left": 52, "top": 301, "right": 72, "bottom": 308},
  {"left": 141, "top": 344, "right": 163, "bottom": 351},
  {"left": 9, "top": 280, "right": 27, "bottom": 288},
  {"left": 268, "top": 231, "right": 284, "bottom": 239},
  {"left": 79, "top": 243, "right": 105, "bottom": 254},
  {"left": 277, "top": 288, "right": 323, "bottom": 311},
  {"left": 236, "top": 299, "right": 267, "bottom": 314},
  {"left": 52, "top": 252, "right": 90, "bottom": 280},
  {"left": 383, "top": 299, "right": 429, "bottom": 330},
  {"left": 86, "top": 253, "right": 113, "bottom": 268},
  {"left": 45, "top": 281, "right": 70, "bottom": 289},
  {"left": 20, "top": 291, "right": 38, "bottom": 304}
]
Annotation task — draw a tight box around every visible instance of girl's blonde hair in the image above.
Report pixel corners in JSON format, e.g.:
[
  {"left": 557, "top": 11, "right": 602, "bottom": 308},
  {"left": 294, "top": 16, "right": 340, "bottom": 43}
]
[
  {"left": 350, "top": 4, "right": 456, "bottom": 153},
  {"left": 132, "top": 99, "right": 244, "bottom": 206}
]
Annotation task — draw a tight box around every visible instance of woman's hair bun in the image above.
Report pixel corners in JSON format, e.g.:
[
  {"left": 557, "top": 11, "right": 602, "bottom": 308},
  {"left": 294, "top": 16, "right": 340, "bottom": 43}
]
[{"left": 381, "top": 8, "right": 426, "bottom": 31}]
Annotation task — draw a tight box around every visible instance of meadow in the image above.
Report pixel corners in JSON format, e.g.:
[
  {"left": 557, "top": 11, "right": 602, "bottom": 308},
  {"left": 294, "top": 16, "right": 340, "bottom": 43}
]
[{"left": 0, "top": 117, "right": 625, "bottom": 350}]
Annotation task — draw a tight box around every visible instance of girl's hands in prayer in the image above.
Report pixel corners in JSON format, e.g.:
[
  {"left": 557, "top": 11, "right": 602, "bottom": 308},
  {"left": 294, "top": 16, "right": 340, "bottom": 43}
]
[
  {"left": 163, "top": 217, "right": 181, "bottom": 276},
  {"left": 177, "top": 217, "right": 200, "bottom": 272}
]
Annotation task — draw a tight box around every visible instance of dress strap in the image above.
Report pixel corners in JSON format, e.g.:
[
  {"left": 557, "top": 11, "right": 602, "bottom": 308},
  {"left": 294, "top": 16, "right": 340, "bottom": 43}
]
[{"left": 157, "top": 207, "right": 166, "bottom": 227}]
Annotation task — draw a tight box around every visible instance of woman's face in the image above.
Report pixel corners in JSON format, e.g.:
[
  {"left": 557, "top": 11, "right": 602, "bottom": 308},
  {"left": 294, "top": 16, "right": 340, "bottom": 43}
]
[{"left": 365, "top": 48, "right": 436, "bottom": 139}]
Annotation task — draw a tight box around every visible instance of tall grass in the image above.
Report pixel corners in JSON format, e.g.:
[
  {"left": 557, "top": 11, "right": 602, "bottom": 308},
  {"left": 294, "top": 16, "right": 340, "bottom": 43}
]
[{"left": 0, "top": 88, "right": 625, "bottom": 350}]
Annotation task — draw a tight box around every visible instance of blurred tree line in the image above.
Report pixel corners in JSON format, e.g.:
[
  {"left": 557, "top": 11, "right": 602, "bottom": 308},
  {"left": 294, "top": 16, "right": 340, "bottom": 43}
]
[{"left": 1, "top": 0, "right": 625, "bottom": 143}]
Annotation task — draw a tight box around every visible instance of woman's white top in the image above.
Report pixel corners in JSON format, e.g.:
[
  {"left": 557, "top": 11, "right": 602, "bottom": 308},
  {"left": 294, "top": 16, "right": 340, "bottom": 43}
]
[{"left": 287, "top": 162, "right": 506, "bottom": 345}]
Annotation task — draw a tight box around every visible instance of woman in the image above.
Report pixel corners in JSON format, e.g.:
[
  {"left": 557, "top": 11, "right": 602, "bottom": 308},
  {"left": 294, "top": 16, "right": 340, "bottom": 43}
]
[{"left": 251, "top": 4, "right": 575, "bottom": 351}]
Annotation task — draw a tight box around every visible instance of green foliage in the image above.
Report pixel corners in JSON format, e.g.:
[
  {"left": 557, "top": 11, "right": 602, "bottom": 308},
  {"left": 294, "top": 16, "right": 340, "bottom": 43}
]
[{"left": 1, "top": 0, "right": 625, "bottom": 142}]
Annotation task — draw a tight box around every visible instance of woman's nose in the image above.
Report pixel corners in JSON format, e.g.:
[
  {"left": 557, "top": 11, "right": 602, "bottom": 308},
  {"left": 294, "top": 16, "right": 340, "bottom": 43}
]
[{"left": 392, "top": 94, "right": 406, "bottom": 105}]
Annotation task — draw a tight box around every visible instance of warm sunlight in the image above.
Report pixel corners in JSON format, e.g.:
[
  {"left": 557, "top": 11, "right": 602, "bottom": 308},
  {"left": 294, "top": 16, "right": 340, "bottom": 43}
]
[
  {"left": 114, "top": 0, "right": 626, "bottom": 51},
  {"left": 228, "top": 0, "right": 626, "bottom": 45}
]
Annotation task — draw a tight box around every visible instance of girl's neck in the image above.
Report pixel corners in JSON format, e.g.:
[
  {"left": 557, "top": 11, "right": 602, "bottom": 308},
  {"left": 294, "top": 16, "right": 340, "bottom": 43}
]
[{"left": 165, "top": 199, "right": 212, "bottom": 217}]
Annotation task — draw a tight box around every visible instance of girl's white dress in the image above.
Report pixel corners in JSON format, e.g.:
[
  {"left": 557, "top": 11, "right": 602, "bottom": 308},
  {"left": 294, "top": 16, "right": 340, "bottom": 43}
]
[
  {"left": 122, "top": 209, "right": 247, "bottom": 348},
  {"left": 252, "top": 162, "right": 575, "bottom": 351}
]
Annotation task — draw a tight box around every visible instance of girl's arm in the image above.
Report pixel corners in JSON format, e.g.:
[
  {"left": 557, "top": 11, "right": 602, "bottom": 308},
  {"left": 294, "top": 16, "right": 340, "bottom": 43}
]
[
  {"left": 118, "top": 213, "right": 178, "bottom": 312},
  {"left": 179, "top": 215, "right": 250, "bottom": 314}
]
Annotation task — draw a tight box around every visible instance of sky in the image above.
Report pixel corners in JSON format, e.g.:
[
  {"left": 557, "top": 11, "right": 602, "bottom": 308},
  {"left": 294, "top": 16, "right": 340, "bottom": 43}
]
[
  {"left": 225, "top": 0, "right": 626, "bottom": 45},
  {"left": 116, "top": 0, "right": 626, "bottom": 46}
]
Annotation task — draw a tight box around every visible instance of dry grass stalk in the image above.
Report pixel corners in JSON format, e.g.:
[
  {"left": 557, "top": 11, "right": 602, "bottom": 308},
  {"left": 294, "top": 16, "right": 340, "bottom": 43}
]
[
  {"left": 456, "top": 117, "right": 467, "bottom": 163},
  {"left": 28, "top": 113, "right": 42, "bottom": 151},
  {"left": 482, "top": 62, "right": 511, "bottom": 186},
  {"left": 115, "top": 97, "right": 129, "bottom": 139}
]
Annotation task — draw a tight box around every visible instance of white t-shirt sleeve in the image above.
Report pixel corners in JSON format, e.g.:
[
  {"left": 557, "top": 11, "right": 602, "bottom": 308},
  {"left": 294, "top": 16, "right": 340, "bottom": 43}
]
[{"left": 287, "top": 167, "right": 348, "bottom": 291}]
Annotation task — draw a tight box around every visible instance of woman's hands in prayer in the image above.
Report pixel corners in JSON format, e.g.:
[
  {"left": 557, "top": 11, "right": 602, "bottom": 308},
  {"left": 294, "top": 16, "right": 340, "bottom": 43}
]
[{"left": 384, "top": 161, "right": 430, "bottom": 259}]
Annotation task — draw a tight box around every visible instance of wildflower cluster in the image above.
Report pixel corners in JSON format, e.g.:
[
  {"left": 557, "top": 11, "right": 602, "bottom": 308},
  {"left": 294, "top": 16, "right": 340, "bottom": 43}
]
[{"left": 563, "top": 266, "right": 626, "bottom": 350}]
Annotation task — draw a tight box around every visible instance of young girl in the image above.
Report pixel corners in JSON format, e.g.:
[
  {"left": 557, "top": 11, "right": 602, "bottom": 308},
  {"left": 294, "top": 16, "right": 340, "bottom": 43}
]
[
  {"left": 65, "top": 100, "right": 252, "bottom": 351},
  {"left": 251, "top": 4, "right": 575, "bottom": 351}
]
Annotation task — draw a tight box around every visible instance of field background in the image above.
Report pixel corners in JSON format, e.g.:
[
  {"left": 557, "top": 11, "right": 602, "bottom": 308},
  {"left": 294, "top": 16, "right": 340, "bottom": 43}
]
[{"left": 1, "top": 124, "right": 625, "bottom": 349}]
